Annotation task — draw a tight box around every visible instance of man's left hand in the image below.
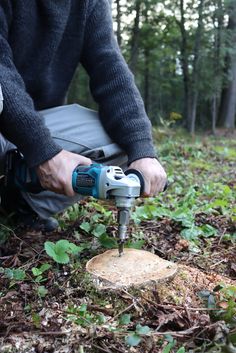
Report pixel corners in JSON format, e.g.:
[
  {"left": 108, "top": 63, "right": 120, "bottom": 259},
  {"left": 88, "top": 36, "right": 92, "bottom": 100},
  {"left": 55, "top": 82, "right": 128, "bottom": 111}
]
[{"left": 128, "top": 158, "right": 167, "bottom": 197}]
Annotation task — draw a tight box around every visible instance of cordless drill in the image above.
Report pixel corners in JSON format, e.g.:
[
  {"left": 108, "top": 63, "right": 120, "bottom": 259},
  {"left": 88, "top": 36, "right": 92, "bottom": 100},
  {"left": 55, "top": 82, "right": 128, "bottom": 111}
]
[
  {"left": 5, "top": 150, "right": 144, "bottom": 256},
  {"left": 72, "top": 164, "right": 144, "bottom": 256}
]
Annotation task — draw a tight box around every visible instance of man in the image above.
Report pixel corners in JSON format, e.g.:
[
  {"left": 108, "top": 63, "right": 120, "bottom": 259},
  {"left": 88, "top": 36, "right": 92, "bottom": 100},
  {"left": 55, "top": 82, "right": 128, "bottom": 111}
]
[{"left": 0, "top": 0, "right": 166, "bottom": 231}]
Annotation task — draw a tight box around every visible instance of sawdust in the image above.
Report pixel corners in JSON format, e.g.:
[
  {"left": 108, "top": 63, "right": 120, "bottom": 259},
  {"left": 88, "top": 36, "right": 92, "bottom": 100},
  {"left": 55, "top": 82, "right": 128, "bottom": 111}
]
[{"left": 153, "top": 264, "right": 235, "bottom": 307}]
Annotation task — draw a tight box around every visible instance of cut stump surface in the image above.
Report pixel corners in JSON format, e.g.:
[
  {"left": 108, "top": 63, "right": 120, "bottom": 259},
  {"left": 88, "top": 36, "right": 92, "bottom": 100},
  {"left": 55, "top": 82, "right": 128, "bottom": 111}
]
[{"left": 86, "top": 248, "right": 178, "bottom": 289}]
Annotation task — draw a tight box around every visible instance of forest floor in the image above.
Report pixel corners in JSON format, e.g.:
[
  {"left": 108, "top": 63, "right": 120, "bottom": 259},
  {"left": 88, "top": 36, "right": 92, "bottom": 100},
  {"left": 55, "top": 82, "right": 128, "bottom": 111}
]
[{"left": 0, "top": 128, "right": 235, "bottom": 353}]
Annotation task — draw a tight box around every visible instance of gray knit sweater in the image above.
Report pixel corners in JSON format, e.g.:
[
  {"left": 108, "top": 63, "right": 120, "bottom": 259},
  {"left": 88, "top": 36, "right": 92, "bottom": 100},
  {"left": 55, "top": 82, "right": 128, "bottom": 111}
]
[{"left": 0, "top": 0, "right": 156, "bottom": 168}]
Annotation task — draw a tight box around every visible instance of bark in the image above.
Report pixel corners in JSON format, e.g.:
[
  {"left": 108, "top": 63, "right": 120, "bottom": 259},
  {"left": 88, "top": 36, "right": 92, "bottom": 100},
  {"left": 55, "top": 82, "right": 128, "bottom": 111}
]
[
  {"left": 212, "top": 96, "right": 217, "bottom": 135},
  {"left": 219, "top": 1, "right": 236, "bottom": 129},
  {"left": 176, "top": 0, "right": 191, "bottom": 128},
  {"left": 211, "top": 0, "right": 223, "bottom": 133},
  {"left": 129, "top": 0, "right": 141, "bottom": 74},
  {"left": 189, "top": 0, "right": 204, "bottom": 134},
  {"left": 115, "top": 0, "right": 122, "bottom": 47},
  {"left": 220, "top": 61, "right": 236, "bottom": 128},
  {"left": 144, "top": 3, "right": 150, "bottom": 113}
]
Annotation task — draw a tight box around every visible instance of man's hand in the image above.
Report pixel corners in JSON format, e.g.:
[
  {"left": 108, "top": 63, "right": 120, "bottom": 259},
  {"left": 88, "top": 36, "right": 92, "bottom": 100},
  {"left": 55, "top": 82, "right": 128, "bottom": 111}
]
[
  {"left": 36, "top": 150, "right": 92, "bottom": 196},
  {"left": 128, "top": 158, "right": 167, "bottom": 197}
]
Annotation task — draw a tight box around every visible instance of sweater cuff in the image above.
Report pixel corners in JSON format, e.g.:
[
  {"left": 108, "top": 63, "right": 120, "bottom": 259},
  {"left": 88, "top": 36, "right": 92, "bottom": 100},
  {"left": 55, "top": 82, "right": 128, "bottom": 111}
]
[
  {"left": 125, "top": 140, "right": 157, "bottom": 166},
  {"left": 23, "top": 140, "right": 63, "bottom": 168}
]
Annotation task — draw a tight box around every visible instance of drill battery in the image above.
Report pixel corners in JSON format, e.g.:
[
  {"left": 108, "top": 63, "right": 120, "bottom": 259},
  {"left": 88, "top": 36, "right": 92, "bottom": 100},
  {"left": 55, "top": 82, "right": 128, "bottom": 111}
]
[{"left": 4, "top": 149, "right": 43, "bottom": 194}]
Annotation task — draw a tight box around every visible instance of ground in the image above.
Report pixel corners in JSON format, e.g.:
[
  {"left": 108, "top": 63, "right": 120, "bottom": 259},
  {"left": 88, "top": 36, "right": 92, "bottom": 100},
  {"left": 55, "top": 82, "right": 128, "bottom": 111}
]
[{"left": 0, "top": 128, "right": 235, "bottom": 353}]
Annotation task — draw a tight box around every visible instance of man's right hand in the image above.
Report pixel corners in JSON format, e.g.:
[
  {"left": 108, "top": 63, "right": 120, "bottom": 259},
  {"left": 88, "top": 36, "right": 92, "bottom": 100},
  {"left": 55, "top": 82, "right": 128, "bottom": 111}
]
[{"left": 36, "top": 150, "right": 92, "bottom": 196}]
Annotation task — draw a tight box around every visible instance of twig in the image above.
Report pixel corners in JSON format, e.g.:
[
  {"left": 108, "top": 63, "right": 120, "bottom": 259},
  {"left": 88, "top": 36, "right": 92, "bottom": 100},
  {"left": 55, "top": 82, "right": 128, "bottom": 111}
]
[
  {"left": 109, "top": 303, "right": 135, "bottom": 322},
  {"left": 153, "top": 325, "right": 200, "bottom": 337},
  {"left": 210, "top": 258, "right": 226, "bottom": 269},
  {"left": 39, "top": 331, "right": 69, "bottom": 336},
  {"left": 140, "top": 295, "right": 224, "bottom": 311},
  {"left": 184, "top": 304, "right": 192, "bottom": 322},
  {"left": 91, "top": 344, "right": 112, "bottom": 353},
  {"left": 218, "top": 228, "right": 226, "bottom": 245}
]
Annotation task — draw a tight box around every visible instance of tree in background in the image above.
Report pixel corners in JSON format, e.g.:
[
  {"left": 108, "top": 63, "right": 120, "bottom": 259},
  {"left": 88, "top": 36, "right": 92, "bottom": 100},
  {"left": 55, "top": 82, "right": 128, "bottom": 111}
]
[
  {"left": 219, "top": 0, "right": 236, "bottom": 129},
  {"left": 67, "top": 0, "right": 235, "bottom": 132}
]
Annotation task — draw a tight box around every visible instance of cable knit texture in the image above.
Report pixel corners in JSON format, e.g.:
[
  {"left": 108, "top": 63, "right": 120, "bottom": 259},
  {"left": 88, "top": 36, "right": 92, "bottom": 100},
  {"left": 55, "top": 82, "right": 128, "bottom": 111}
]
[{"left": 0, "top": 0, "right": 156, "bottom": 168}]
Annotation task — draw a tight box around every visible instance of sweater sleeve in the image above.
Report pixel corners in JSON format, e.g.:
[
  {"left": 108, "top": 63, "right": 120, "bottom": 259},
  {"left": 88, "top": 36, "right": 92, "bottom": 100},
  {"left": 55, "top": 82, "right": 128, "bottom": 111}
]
[
  {"left": 81, "top": 0, "right": 156, "bottom": 165},
  {"left": 0, "top": 3, "right": 62, "bottom": 168}
]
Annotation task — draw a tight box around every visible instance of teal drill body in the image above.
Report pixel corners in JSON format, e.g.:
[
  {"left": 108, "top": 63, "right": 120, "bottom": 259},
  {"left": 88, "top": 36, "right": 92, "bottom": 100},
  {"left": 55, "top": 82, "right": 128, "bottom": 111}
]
[{"left": 72, "top": 163, "right": 143, "bottom": 256}]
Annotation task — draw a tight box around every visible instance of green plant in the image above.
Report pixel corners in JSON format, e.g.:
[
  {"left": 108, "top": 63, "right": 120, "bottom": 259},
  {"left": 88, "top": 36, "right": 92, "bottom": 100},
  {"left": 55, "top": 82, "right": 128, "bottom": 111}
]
[
  {"left": 125, "top": 324, "right": 151, "bottom": 347},
  {"left": 66, "top": 303, "right": 106, "bottom": 327},
  {"left": 160, "top": 335, "right": 185, "bottom": 353},
  {"left": 44, "top": 239, "right": 83, "bottom": 264},
  {"left": 32, "top": 263, "right": 51, "bottom": 283},
  {"left": 79, "top": 202, "right": 117, "bottom": 249}
]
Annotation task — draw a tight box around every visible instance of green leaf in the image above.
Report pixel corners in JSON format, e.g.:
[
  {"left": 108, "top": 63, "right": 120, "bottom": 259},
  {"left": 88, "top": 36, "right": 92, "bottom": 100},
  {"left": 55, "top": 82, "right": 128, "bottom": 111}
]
[
  {"left": 176, "top": 348, "right": 185, "bottom": 353},
  {"left": 125, "top": 333, "right": 141, "bottom": 347},
  {"left": 32, "top": 263, "right": 51, "bottom": 277},
  {"left": 162, "top": 342, "right": 175, "bottom": 353},
  {"left": 4, "top": 268, "right": 26, "bottom": 281},
  {"left": 92, "top": 224, "right": 106, "bottom": 237},
  {"left": 44, "top": 240, "right": 81, "bottom": 264},
  {"left": 32, "top": 312, "right": 41, "bottom": 329},
  {"left": 67, "top": 242, "right": 82, "bottom": 255},
  {"left": 181, "top": 227, "right": 201, "bottom": 241},
  {"left": 119, "top": 314, "right": 131, "bottom": 325},
  {"left": 164, "top": 334, "right": 175, "bottom": 343},
  {"left": 136, "top": 324, "right": 151, "bottom": 335},
  {"left": 80, "top": 222, "right": 91, "bottom": 233},
  {"left": 99, "top": 234, "right": 117, "bottom": 248},
  {"left": 97, "top": 314, "right": 106, "bottom": 324},
  {"left": 44, "top": 241, "right": 69, "bottom": 264},
  {"left": 198, "top": 290, "right": 211, "bottom": 298},
  {"left": 126, "top": 240, "right": 145, "bottom": 250},
  {"left": 44, "top": 241, "right": 57, "bottom": 259},
  {"left": 79, "top": 303, "right": 87, "bottom": 316},
  {"left": 199, "top": 224, "right": 217, "bottom": 238},
  {"left": 207, "top": 294, "right": 216, "bottom": 309},
  {"left": 229, "top": 332, "right": 236, "bottom": 344},
  {"left": 37, "top": 285, "right": 48, "bottom": 298}
]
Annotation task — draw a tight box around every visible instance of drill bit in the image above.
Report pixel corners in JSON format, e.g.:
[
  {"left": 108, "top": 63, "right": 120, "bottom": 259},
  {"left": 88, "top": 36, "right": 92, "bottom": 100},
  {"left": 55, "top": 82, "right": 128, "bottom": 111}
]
[
  {"left": 117, "top": 208, "right": 130, "bottom": 257},
  {"left": 118, "top": 241, "right": 124, "bottom": 257}
]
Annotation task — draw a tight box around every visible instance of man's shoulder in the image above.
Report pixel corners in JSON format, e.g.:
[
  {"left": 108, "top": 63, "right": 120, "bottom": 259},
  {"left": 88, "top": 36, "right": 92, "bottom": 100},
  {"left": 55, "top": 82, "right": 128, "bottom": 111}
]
[{"left": 86, "top": 0, "right": 111, "bottom": 16}]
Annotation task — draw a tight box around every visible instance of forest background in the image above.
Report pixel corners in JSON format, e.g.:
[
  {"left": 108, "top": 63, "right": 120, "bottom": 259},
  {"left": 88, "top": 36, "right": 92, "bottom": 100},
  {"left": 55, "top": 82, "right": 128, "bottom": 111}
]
[{"left": 68, "top": 0, "right": 236, "bottom": 134}]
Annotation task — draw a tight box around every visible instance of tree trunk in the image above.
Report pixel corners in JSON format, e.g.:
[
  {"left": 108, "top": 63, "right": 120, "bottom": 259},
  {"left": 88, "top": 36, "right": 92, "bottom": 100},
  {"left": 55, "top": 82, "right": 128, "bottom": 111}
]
[
  {"left": 221, "top": 61, "right": 236, "bottom": 128},
  {"left": 189, "top": 0, "right": 204, "bottom": 134},
  {"left": 129, "top": 0, "right": 141, "bottom": 74},
  {"left": 115, "top": 0, "right": 122, "bottom": 47},
  {"left": 211, "top": 0, "right": 223, "bottom": 133},
  {"left": 219, "top": 0, "right": 236, "bottom": 129},
  {"left": 176, "top": 0, "right": 191, "bottom": 128},
  {"left": 212, "top": 96, "right": 217, "bottom": 135},
  {"left": 144, "top": 4, "right": 150, "bottom": 113}
]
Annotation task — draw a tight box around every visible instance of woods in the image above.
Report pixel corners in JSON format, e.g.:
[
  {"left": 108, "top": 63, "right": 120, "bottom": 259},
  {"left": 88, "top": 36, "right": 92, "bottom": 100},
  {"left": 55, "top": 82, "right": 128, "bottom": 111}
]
[
  {"left": 0, "top": 1, "right": 235, "bottom": 352},
  {"left": 69, "top": 0, "right": 236, "bottom": 132}
]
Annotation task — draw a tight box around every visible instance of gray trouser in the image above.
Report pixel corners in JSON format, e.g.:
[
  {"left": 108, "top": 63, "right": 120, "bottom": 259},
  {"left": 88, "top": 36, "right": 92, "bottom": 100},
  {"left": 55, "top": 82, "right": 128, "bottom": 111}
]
[{"left": 0, "top": 104, "right": 127, "bottom": 218}]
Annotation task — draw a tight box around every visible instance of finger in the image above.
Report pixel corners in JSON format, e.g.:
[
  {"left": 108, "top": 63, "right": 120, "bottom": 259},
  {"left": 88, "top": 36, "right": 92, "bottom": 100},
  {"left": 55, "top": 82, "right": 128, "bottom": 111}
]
[
  {"left": 142, "top": 176, "right": 151, "bottom": 197},
  {"left": 77, "top": 156, "right": 92, "bottom": 165}
]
